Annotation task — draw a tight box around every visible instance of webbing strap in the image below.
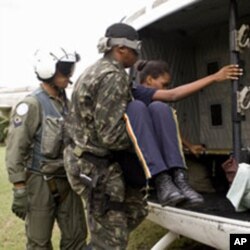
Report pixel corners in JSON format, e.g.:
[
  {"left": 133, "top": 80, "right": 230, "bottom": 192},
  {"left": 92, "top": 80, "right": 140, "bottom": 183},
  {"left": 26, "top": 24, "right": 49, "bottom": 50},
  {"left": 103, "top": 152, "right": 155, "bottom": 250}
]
[
  {"left": 123, "top": 113, "right": 151, "bottom": 179},
  {"left": 44, "top": 176, "right": 69, "bottom": 205}
]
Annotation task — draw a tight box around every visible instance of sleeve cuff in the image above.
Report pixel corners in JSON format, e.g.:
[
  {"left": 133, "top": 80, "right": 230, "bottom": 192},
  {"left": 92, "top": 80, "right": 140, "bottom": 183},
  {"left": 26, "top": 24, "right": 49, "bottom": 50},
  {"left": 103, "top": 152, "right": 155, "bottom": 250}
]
[{"left": 9, "top": 172, "right": 27, "bottom": 184}]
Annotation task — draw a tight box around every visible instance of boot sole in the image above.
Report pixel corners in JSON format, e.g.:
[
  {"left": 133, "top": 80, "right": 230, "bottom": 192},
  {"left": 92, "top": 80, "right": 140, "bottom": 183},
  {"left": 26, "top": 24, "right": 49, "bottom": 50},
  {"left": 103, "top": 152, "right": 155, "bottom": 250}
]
[
  {"left": 160, "top": 195, "right": 186, "bottom": 207},
  {"left": 178, "top": 198, "right": 204, "bottom": 209}
]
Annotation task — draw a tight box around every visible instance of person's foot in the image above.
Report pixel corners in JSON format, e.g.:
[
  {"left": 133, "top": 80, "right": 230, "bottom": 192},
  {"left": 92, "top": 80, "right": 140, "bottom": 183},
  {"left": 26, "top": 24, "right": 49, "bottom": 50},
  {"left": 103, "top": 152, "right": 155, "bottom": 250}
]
[
  {"left": 155, "top": 171, "right": 186, "bottom": 207},
  {"left": 172, "top": 168, "right": 204, "bottom": 207}
]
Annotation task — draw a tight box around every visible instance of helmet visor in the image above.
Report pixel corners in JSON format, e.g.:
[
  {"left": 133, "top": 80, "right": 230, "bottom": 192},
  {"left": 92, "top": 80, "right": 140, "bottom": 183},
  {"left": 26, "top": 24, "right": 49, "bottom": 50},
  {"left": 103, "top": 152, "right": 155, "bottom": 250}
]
[{"left": 56, "top": 62, "right": 75, "bottom": 77}]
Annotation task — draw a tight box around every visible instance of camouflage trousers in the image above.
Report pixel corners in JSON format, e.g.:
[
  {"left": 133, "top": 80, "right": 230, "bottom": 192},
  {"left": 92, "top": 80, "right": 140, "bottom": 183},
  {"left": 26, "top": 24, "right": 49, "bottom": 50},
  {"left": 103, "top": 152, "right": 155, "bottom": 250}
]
[
  {"left": 88, "top": 185, "right": 148, "bottom": 250},
  {"left": 64, "top": 144, "right": 148, "bottom": 250}
]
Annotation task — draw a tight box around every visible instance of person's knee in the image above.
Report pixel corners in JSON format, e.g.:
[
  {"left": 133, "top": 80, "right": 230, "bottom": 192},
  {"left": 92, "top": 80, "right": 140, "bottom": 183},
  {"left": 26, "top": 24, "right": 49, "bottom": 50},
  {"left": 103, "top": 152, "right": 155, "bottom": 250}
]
[
  {"left": 127, "top": 100, "right": 147, "bottom": 114},
  {"left": 148, "top": 101, "right": 171, "bottom": 113}
]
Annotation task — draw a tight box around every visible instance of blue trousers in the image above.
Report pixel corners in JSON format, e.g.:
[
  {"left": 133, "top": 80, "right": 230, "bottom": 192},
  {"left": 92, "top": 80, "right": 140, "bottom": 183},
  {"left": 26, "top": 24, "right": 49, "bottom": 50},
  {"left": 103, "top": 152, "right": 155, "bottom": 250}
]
[{"left": 118, "top": 100, "right": 186, "bottom": 186}]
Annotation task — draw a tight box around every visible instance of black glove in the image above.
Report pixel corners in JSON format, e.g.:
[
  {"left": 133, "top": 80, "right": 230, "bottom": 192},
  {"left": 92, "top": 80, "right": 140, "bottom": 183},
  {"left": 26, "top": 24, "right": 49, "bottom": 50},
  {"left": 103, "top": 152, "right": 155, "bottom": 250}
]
[{"left": 12, "top": 186, "right": 28, "bottom": 220}]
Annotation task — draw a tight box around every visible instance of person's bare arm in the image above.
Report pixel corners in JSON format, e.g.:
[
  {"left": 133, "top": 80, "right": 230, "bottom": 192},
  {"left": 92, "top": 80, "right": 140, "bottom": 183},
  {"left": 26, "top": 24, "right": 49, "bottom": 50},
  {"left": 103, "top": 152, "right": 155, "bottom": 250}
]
[
  {"left": 152, "top": 64, "right": 243, "bottom": 102},
  {"left": 182, "top": 137, "right": 206, "bottom": 157}
]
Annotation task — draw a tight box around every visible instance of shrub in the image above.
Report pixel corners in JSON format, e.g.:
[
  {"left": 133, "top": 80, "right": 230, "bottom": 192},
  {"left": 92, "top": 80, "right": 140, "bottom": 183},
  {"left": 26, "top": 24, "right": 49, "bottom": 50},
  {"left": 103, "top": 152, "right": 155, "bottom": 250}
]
[{"left": 0, "top": 114, "right": 9, "bottom": 143}]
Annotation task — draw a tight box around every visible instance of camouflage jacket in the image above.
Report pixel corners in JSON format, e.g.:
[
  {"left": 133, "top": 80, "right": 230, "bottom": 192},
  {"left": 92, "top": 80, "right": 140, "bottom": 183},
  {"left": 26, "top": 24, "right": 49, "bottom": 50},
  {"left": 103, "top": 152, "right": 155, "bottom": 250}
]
[{"left": 66, "top": 55, "right": 133, "bottom": 156}]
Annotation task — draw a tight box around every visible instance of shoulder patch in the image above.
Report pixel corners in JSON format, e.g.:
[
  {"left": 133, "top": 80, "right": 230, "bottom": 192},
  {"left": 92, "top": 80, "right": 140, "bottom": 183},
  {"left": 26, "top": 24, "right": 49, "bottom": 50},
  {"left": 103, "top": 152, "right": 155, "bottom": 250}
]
[
  {"left": 16, "top": 103, "right": 29, "bottom": 116},
  {"left": 13, "top": 116, "right": 23, "bottom": 127}
]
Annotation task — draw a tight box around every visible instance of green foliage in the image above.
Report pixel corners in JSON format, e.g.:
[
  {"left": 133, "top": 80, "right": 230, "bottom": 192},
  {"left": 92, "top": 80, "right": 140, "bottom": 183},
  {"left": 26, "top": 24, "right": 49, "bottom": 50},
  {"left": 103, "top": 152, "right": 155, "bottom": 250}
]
[{"left": 0, "top": 114, "right": 9, "bottom": 143}]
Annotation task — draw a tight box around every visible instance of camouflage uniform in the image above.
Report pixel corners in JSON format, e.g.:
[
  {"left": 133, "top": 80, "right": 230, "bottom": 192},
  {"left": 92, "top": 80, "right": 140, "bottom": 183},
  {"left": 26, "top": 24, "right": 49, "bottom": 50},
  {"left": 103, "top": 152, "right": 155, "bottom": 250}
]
[
  {"left": 6, "top": 87, "right": 88, "bottom": 250},
  {"left": 64, "top": 55, "right": 148, "bottom": 250}
]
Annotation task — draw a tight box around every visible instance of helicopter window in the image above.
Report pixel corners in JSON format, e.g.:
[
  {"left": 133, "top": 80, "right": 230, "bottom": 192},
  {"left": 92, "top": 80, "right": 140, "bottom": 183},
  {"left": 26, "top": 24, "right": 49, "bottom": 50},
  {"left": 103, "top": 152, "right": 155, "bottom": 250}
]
[{"left": 210, "top": 104, "right": 223, "bottom": 126}]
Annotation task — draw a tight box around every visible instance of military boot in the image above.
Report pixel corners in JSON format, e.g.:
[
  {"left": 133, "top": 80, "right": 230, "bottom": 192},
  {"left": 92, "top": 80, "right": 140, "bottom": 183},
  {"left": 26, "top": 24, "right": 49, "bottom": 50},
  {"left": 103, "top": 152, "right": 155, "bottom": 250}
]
[
  {"left": 172, "top": 168, "right": 204, "bottom": 207},
  {"left": 155, "top": 171, "right": 186, "bottom": 207}
]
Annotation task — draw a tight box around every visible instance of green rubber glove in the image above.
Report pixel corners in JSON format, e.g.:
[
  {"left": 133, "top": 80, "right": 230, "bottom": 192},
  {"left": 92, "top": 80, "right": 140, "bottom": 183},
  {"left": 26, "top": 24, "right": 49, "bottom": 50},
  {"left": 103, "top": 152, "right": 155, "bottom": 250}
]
[{"left": 12, "top": 186, "right": 28, "bottom": 220}]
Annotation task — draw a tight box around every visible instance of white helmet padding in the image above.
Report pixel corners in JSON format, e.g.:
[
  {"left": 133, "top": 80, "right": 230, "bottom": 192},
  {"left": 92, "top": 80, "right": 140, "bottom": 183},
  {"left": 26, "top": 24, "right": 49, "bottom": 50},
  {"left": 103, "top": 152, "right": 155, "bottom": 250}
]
[
  {"left": 34, "top": 47, "right": 80, "bottom": 80},
  {"left": 109, "top": 38, "right": 141, "bottom": 53}
]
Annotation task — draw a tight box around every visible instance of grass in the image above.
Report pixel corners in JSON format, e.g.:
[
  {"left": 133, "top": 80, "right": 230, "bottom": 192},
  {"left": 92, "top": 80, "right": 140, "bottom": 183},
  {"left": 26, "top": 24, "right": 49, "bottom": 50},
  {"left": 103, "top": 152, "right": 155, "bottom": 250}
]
[
  {"left": 0, "top": 146, "right": 212, "bottom": 249},
  {"left": 0, "top": 146, "right": 26, "bottom": 249}
]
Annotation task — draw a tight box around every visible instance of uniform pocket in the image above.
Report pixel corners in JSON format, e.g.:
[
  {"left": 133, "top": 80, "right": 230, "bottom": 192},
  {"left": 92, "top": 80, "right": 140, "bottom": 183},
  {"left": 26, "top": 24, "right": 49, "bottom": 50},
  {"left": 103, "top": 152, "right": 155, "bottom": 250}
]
[
  {"left": 64, "top": 145, "right": 96, "bottom": 198},
  {"left": 41, "top": 116, "right": 64, "bottom": 158}
]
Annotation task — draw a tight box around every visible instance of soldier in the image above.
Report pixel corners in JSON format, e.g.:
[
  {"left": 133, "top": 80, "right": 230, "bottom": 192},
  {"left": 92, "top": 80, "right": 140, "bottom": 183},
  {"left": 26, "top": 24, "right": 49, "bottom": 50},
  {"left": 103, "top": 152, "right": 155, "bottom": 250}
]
[
  {"left": 5, "top": 47, "right": 89, "bottom": 249},
  {"left": 63, "top": 23, "right": 148, "bottom": 250},
  {"left": 65, "top": 22, "right": 241, "bottom": 249}
]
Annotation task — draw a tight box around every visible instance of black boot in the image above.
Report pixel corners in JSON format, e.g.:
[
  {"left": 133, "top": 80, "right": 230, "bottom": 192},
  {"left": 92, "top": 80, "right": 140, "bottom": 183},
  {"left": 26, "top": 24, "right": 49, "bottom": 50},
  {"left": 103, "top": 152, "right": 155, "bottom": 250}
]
[
  {"left": 172, "top": 168, "right": 204, "bottom": 207},
  {"left": 155, "top": 171, "right": 186, "bottom": 207}
]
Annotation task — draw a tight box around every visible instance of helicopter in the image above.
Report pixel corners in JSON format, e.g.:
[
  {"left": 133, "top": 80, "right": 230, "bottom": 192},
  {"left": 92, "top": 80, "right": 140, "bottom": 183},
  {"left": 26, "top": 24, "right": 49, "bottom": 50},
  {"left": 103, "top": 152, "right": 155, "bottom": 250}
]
[{"left": 123, "top": 0, "right": 250, "bottom": 249}]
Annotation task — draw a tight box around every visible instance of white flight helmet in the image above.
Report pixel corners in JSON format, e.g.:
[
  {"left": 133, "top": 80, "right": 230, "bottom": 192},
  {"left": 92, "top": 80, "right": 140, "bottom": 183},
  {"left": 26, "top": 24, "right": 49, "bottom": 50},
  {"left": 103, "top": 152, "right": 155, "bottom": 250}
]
[{"left": 33, "top": 46, "right": 80, "bottom": 80}]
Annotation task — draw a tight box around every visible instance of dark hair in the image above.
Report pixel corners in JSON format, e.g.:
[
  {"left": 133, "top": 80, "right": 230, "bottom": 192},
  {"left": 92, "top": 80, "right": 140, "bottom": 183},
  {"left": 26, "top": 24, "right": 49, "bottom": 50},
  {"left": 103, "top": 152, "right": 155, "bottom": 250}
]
[{"left": 136, "top": 60, "right": 170, "bottom": 83}]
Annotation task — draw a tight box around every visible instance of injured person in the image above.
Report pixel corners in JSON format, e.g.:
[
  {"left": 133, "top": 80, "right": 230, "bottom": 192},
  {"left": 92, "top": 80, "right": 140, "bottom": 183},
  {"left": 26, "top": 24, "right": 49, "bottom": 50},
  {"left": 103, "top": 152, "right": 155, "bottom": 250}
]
[{"left": 121, "top": 60, "right": 243, "bottom": 207}]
